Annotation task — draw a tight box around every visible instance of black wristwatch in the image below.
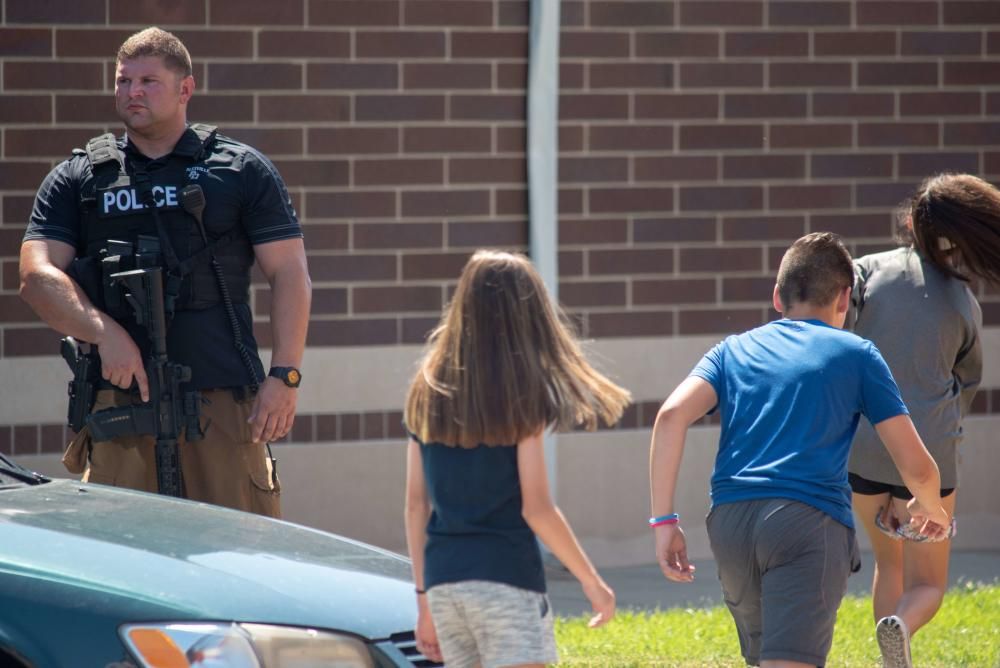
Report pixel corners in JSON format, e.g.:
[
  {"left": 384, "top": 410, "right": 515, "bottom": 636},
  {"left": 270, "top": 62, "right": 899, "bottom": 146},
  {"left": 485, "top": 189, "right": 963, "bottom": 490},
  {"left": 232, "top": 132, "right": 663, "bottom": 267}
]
[{"left": 268, "top": 366, "right": 302, "bottom": 388}]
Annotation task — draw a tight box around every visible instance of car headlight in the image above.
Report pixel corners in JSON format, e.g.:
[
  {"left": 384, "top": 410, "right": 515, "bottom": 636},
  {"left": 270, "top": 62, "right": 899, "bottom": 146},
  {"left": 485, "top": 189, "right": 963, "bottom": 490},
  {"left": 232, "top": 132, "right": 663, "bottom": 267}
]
[{"left": 120, "top": 622, "right": 375, "bottom": 668}]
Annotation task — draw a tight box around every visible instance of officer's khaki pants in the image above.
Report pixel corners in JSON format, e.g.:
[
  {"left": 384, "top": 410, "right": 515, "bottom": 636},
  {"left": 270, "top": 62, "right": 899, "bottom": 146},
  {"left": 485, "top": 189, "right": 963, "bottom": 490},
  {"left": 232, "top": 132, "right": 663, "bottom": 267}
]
[{"left": 70, "top": 388, "right": 281, "bottom": 518}]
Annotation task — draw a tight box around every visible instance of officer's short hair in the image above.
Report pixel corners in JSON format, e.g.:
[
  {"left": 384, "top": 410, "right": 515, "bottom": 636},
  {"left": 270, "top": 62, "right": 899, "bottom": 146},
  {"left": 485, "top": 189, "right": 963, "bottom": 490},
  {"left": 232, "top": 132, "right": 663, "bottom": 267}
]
[
  {"left": 776, "top": 232, "right": 854, "bottom": 309},
  {"left": 117, "top": 27, "right": 193, "bottom": 79}
]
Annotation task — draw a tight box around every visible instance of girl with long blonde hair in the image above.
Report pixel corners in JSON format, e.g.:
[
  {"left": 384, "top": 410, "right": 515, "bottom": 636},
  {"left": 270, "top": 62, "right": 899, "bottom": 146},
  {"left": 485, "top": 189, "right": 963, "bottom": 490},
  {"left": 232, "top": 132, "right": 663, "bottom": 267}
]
[{"left": 404, "top": 249, "right": 631, "bottom": 667}]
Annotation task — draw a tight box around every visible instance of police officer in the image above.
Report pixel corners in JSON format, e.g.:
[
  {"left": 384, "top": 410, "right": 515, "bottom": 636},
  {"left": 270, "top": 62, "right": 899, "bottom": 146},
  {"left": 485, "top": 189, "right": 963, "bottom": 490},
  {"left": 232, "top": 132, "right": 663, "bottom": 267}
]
[{"left": 19, "top": 27, "right": 312, "bottom": 518}]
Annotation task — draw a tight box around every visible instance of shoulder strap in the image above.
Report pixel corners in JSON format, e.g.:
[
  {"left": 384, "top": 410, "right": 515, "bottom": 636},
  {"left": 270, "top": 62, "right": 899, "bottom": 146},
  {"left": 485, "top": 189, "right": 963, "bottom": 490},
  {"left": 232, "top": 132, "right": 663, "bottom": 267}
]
[
  {"left": 79, "top": 135, "right": 127, "bottom": 246},
  {"left": 189, "top": 124, "right": 218, "bottom": 160},
  {"left": 190, "top": 123, "right": 217, "bottom": 142},
  {"left": 84, "top": 133, "right": 125, "bottom": 172}
]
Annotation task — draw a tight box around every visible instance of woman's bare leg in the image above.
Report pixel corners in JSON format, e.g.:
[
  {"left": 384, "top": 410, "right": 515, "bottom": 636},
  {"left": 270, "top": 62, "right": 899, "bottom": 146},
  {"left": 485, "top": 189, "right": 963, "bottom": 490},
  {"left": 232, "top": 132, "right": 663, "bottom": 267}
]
[
  {"left": 892, "top": 492, "right": 956, "bottom": 634},
  {"left": 853, "top": 492, "right": 903, "bottom": 622}
]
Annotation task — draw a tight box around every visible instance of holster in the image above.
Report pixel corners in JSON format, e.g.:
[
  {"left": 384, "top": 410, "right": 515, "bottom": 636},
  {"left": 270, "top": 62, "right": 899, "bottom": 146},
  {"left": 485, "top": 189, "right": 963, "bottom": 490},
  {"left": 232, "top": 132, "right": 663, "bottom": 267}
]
[{"left": 61, "top": 337, "right": 100, "bottom": 433}]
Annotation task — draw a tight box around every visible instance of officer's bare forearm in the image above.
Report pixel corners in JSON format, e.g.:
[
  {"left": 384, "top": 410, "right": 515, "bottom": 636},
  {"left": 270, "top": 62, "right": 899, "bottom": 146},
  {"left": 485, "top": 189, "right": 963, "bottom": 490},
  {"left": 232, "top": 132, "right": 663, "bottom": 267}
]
[
  {"left": 19, "top": 262, "right": 115, "bottom": 345},
  {"left": 266, "top": 262, "right": 311, "bottom": 367}
]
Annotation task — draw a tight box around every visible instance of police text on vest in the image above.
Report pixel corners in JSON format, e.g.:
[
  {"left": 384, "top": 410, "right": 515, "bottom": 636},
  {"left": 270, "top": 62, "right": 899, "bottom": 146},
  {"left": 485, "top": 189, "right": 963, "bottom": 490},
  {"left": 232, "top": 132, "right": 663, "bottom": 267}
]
[{"left": 102, "top": 185, "right": 179, "bottom": 214}]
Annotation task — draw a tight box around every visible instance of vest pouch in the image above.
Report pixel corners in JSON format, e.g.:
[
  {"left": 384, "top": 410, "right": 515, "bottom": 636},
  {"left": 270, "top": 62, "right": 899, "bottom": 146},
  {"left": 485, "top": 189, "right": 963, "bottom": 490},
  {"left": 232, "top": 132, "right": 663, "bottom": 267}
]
[
  {"left": 88, "top": 183, "right": 194, "bottom": 279},
  {"left": 183, "top": 222, "right": 209, "bottom": 309},
  {"left": 98, "top": 241, "right": 132, "bottom": 321},
  {"left": 182, "top": 233, "right": 253, "bottom": 310}
]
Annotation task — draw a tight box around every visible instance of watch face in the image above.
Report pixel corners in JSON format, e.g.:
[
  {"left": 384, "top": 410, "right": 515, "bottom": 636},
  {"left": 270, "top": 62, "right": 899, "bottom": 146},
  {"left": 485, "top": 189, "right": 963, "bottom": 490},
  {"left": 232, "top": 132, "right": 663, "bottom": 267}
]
[{"left": 287, "top": 369, "right": 301, "bottom": 386}]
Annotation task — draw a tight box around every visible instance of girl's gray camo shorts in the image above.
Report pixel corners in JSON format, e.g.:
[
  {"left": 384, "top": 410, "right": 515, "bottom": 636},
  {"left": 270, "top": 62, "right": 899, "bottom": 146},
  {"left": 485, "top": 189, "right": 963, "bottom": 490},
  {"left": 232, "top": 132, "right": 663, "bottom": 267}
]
[{"left": 427, "top": 579, "right": 558, "bottom": 668}]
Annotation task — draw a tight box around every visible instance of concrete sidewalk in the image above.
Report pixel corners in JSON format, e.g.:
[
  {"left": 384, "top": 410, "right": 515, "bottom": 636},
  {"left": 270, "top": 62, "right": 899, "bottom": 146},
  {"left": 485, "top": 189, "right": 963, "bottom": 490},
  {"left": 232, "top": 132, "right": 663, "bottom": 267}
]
[{"left": 547, "top": 551, "right": 1000, "bottom": 617}]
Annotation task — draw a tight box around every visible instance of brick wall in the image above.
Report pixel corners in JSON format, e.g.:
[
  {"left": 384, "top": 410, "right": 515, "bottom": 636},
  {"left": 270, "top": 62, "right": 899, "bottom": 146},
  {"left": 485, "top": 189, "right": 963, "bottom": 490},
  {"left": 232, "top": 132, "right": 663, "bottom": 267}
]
[{"left": 4, "top": 1, "right": 1000, "bottom": 357}]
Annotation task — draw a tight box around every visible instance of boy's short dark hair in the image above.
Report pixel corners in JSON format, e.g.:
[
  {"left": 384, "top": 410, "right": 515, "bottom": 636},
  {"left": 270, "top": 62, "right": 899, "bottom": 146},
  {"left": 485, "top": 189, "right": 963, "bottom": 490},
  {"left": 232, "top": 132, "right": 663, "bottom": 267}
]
[{"left": 776, "top": 232, "right": 854, "bottom": 309}]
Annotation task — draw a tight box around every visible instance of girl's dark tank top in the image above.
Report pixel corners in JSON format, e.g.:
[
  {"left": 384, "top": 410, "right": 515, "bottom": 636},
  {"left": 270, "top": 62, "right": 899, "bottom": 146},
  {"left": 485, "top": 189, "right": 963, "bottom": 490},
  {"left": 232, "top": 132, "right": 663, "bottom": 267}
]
[{"left": 414, "top": 433, "right": 545, "bottom": 593}]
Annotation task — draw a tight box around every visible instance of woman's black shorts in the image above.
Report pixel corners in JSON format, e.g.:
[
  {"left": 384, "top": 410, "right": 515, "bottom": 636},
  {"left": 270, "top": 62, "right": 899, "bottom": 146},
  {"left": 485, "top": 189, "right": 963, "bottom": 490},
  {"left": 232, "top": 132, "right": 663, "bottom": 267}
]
[{"left": 848, "top": 472, "right": 955, "bottom": 500}]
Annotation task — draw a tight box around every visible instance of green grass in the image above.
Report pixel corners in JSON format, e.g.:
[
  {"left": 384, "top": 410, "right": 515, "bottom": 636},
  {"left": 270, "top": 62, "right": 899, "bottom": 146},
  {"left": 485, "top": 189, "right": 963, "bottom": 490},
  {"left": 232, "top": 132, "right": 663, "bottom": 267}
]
[{"left": 555, "top": 582, "right": 1000, "bottom": 667}]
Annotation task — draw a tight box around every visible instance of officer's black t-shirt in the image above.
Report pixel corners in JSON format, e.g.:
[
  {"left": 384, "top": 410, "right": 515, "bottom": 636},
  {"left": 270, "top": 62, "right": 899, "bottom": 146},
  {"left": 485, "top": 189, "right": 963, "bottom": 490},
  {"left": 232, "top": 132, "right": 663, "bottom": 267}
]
[{"left": 24, "top": 128, "right": 303, "bottom": 390}]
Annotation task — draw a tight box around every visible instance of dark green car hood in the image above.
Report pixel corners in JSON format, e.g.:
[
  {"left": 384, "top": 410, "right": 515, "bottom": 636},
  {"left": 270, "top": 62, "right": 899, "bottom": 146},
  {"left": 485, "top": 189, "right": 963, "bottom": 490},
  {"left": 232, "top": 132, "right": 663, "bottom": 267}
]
[{"left": 0, "top": 479, "right": 416, "bottom": 640}]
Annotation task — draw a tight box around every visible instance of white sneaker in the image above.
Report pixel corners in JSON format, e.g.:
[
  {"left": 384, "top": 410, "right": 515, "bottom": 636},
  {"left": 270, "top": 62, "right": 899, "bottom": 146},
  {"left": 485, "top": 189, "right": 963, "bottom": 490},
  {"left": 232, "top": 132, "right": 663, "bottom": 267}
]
[{"left": 877, "top": 615, "right": 913, "bottom": 668}]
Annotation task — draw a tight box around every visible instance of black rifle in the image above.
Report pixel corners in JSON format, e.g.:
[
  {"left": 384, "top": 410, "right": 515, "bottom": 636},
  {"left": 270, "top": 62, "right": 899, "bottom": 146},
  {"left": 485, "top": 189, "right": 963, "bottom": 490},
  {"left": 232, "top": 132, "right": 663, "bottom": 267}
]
[{"left": 82, "top": 239, "right": 203, "bottom": 497}]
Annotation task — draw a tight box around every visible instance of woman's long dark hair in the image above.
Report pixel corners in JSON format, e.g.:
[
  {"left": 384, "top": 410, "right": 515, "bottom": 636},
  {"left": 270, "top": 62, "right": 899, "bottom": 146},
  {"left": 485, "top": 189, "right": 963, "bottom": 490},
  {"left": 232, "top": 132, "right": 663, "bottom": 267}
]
[{"left": 899, "top": 173, "right": 1000, "bottom": 284}]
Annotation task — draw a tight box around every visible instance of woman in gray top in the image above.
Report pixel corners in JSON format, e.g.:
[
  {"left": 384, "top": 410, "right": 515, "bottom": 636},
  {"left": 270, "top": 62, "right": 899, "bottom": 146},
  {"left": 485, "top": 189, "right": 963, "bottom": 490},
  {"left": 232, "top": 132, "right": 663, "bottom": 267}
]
[{"left": 849, "top": 173, "right": 999, "bottom": 668}]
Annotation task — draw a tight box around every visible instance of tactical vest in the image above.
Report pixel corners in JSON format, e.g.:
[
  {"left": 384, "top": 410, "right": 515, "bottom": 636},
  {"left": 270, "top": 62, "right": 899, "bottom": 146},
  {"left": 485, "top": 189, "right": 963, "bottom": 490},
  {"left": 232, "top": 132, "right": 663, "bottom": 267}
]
[{"left": 76, "top": 124, "right": 252, "bottom": 314}]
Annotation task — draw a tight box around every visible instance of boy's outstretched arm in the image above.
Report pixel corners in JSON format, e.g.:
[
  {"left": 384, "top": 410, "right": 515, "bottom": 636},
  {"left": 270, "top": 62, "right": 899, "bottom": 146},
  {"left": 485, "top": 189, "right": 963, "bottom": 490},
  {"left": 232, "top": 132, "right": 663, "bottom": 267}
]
[
  {"left": 518, "top": 431, "right": 616, "bottom": 628},
  {"left": 873, "top": 414, "right": 951, "bottom": 537},
  {"left": 649, "top": 377, "right": 718, "bottom": 584}
]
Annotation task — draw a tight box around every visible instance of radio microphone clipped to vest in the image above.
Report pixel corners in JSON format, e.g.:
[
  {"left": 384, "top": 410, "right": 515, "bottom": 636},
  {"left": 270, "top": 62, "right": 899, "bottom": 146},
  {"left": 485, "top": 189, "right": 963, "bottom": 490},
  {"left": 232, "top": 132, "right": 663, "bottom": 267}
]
[{"left": 180, "top": 184, "right": 206, "bottom": 229}]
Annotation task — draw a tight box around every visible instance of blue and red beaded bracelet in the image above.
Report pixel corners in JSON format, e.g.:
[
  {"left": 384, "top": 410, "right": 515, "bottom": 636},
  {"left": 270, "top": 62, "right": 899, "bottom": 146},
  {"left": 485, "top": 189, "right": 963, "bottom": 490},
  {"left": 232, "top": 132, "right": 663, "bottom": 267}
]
[{"left": 649, "top": 513, "right": 680, "bottom": 528}]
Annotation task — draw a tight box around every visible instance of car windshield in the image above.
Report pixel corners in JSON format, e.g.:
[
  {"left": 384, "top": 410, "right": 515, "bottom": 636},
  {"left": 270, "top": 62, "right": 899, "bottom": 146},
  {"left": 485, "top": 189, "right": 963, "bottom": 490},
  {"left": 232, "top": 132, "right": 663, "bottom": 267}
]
[{"left": 0, "top": 453, "right": 49, "bottom": 488}]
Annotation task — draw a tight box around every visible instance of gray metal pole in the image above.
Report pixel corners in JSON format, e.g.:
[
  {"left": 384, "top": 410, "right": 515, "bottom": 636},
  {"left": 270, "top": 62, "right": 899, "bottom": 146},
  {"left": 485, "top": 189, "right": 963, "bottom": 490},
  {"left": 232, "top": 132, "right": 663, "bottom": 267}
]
[{"left": 528, "top": 0, "right": 561, "bottom": 499}]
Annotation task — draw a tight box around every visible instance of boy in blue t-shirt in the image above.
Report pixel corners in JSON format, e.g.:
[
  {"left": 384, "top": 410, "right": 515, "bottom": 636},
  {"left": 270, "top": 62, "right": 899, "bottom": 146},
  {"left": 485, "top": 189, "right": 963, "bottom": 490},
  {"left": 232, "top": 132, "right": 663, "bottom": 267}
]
[{"left": 649, "top": 232, "right": 951, "bottom": 668}]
